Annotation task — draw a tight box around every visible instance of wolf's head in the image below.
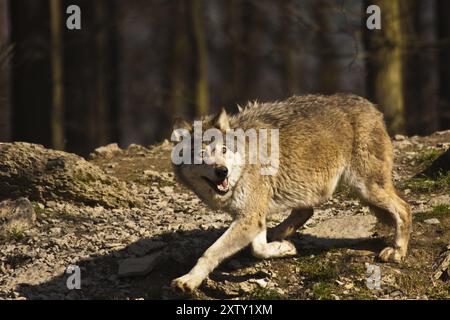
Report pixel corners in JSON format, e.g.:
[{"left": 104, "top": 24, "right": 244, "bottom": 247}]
[{"left": 171, "top": 109, "right": 243, "bottom": 209}]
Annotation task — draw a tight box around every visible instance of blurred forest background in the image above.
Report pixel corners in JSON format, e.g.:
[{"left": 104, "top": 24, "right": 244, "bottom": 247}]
[{"left": 0, "top": 0, "right": 450, "bottom": 156}]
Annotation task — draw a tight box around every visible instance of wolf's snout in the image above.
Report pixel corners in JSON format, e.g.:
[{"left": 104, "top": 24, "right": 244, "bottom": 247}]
[{"left": 215, "top": 167, "right": 228, "bottom": 180}]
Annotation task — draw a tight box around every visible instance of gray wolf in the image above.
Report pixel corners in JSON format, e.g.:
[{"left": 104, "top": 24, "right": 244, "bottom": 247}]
[{"left": 170, "top": 94, "right": 412, "bottom": 292}]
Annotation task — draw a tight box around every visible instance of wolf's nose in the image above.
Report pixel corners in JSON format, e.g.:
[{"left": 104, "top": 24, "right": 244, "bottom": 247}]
[{"left": 215, "top": 167, "right": 228, "bottom": 180}]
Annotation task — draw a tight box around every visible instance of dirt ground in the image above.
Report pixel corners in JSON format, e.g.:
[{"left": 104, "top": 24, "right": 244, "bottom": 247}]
[{"left": 0, "top": 131, "right": 449, "bottom": 300}]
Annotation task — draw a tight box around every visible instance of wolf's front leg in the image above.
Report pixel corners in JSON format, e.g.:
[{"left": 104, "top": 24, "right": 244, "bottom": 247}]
[{"left": 171, "top": 216, "right": 263, "bottom": 292}]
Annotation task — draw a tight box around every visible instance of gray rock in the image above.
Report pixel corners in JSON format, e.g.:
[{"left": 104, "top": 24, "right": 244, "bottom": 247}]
[
  {"left": 118, "top": 251, "right": 163, "bottom": 277},
  {"left": 300, "top": 215, "right": 376, "bottom": 248},
  {"left": 0, "top": 198, "right": 36, "bottom": 238},
  {"left": 90, "top": 143, "right": 122, "bottom": 159},
  {"left": 0, "top": 142, "right": 142, "bottom": 208}
]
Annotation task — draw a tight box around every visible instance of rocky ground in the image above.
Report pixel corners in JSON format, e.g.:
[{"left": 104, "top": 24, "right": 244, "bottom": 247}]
[{"left": 0, "top": 131, "right": 449, "bottom": 300}]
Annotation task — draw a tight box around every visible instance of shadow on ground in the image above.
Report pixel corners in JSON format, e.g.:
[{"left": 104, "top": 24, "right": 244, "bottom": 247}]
[{"left": 16, "top": 228, "right": 386, "bottom": 300}]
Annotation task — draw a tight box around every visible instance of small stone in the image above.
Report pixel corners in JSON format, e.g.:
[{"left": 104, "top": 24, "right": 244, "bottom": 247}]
[
  {"left": 253, "top": 278, "right": 269, "bottom": 288},
  {"left": 161, "top": 186, "right": 174, "bottom": 195},
  {"left": 361, "top": 206, "right": 371, "bottom": 214},
  {"left": 390, "top": 290, "right": 403, "bottom": 297},
  {"left": 106, "top": 242, "right": 125, "bottom": 249},
  {"left": 127, "top": 144, "right": 148, "bottom": 154},
  {"left": 344, "top": 283, "right": 354, "bottom": 290},
  {"left": 118, "top": 252, "right": 163, "bottom": 277},
  {"left": 50, "top": 227, "right": 62, "bottom": 235},
  {"left": 424, "top": 218, "right": 440, "bottom": 225},
  {"left": 238, "top": 282, "right": 254, "bottom": 293},
  {"left": 160, "top": 139, "right": 172, "bottom": 150},
  {"left": 144, "top": 170, "right": 161, "bottom": 178},
  {"left": 394, "top": 134, "right": 406, "bottom": 141},
  {"left": 45, "top": 201, "right": 57, "bottom": 208},
  {"left": 90, "top": 143, "right": 121, "bottom": 159}
]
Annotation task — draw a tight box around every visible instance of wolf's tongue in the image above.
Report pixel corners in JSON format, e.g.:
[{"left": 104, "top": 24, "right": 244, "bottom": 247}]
[{"left": 219, "top": 178, "right": 228, "bottom": 189}]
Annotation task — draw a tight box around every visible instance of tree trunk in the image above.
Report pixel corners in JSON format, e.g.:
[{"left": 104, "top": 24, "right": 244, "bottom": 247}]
[
  {"left": 191, "top": 0, "right": 209, "bottom": 117},
  {"left": 10, "top": 0, "right": 53, "bottom": 147},
  {"left": 49, "top": 0, "right": 65, "bottom": 150},
  {"left": 169, "top": 0, "right": 191, "bottom": 123},
  {"left": 403, "top": 0, "right": 439, "bottom": 136},
  {"left": 314, "top": 0, "right": 338, "bottom": 94},
  {"left": 63, "top": 0, "right": 119, "bottom": 156},
  {"left": 240, "top": 1, "right": 264, "bottom": 102},
  {"left": 436, "top": 0, "right": 450, "bottom": 130},
  {"left": 225, "top": 0, "right": 242, "bottom": 105},
  {"left": 364, "top": 0, "right": 405, "bottom": 134},
  {"left": 279, "top": 0, "right": 299, "bottom": 96},
  {"left": 0, "top": 0, "right": 11, "bottom": 142}
]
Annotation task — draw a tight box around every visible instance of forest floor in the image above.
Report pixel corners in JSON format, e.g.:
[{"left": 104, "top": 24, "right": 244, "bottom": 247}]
[{"left": 0, "top": 131, "right": 449, "bottom": 300}]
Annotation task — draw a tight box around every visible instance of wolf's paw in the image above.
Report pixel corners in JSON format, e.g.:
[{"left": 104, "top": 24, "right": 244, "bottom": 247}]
[
  {"left": 171, "top": 273, "right": 203, "bottom": 293},
  {"left": 379, "top": 247, "right": 404, "bottom": 263},
  {"left": 279, "top": 240, "right": 297, "bottom": 257},
  {"left": 253, "top": 240, "right": 297, "bottom": 259}
]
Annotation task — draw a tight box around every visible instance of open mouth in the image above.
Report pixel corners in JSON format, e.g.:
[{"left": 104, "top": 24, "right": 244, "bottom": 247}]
[{"left": 201, "top": 176, "right": 230, "bottom": 195}]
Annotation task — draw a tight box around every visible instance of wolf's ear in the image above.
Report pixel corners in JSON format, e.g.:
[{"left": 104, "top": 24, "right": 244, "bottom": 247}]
[
  {"left": 212, "top": 108, "right": 230, "bottom": 131},
  {"left": 172, "top": 117, "right": 192, "bottom": 142}
]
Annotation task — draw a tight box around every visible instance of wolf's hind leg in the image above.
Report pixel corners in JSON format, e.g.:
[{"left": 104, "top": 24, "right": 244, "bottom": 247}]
[
  {"left": 360, "top": 183, "right": 412, "bottom": 262},
  {"left": 269, "top": 208, "right": 313, "bottom": 241},
  {"left": 251, "top": 229, "right": 297, "bottom": 259}
]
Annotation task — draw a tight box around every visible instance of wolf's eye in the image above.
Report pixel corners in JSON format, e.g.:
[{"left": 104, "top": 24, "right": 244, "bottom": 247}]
[{"left": 222, "top": 146, "right": 227, "bottom": 154}]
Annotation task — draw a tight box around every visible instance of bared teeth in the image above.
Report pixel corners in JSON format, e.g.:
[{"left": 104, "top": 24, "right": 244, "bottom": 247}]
[{"left": 216, "top": 178, "right": 229, "bottom": 191}]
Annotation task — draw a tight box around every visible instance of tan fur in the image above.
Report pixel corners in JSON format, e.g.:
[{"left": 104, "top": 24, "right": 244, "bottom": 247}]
[{"left": 171, "top": 94, "right": 412, "bottom": 292}]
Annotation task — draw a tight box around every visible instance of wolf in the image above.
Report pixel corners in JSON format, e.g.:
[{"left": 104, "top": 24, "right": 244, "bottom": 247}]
[{"left": 170, "top": 94, "right": 412, "bottom": 292}]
